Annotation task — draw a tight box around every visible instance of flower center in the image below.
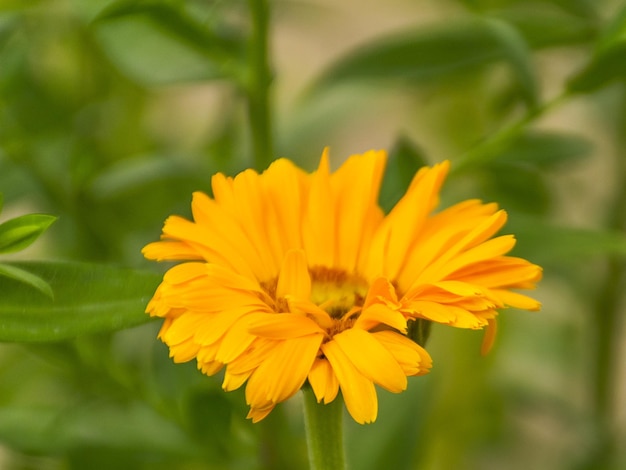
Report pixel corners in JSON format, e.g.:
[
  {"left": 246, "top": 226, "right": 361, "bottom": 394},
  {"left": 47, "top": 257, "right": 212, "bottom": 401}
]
[{"left": 308, "top": 266, "right": 368, "bottom": 319}]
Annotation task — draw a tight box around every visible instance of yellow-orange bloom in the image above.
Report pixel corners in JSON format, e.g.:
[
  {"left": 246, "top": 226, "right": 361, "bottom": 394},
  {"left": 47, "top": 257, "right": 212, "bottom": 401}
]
[{"left": 143, "top": 149, "right": 541, "bottom": 424}]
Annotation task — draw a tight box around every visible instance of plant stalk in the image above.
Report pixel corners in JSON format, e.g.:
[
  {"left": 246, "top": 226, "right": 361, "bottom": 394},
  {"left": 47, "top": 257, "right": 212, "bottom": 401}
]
[
  {"left": 302, "top": 387, "right": 347, "bottom": 470},
  {"left": 585, "top": 85, "right": 626, "bottom": 469},
  {"left": 247, "top": 0, "right": 274, "bottom": 170}
]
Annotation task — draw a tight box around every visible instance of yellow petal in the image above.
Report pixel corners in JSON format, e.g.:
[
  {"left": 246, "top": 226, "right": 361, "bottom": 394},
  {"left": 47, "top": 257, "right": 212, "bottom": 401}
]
[
  {"left": 248, "top": 313, "right": 324, "bottom": 338},
  {"left": 286, "top": 299, "right": 334, "bottom": 330},
  {"left": 222, "top": 368, "right": 253, "bottom": 391},
  {"left": 355, "top": 303, "right": 407, "bottom": 333},
  {"left": 362, "top": 277, "right": 398, "bottom": 309},
  {"left": 276, "top": 249, "right": 311, "bottom": 300},
  {"left": 333, "top": 328, "right": 407, "bottom": 393},
  {"left": 198, "top": 360, "right": 224, "bottom": 376},
  {"left": 246, "top": 334, "right": 323, "bottom": 405},
  {"left": 262, "top": 158, "right": 308, "bottom": 254},
  {"left": 226, "top": 338, "right": 276, "bottom": 375},
  {"left": 395, "top": 204, "right": 498, "bottom": 290},
  {"left": 332, "top": 150, "right": 386, "bottom": 272},
  {"left": 365, "top": 161, "right": 450, "bottom": 280},
  {"left": 205, "top": 263, "right": 267, "bottom": 295},
  {"left": 322, "top": 339, "right": 378, "bottom": 424},
  {"left": 160, "top": 312, "right": 205, "bottom": 346},
  {"left": 167, "top": 338, "right": 200, "bottom": 363},
  {"left": 308, "top": 358, "right": 339, "bottom": 404},
  {"left": 162, "top": 262, "right": 207, "bottom": 285},
  {"left": 194, "top": 308, "right": 257, "bottom": 346},
  {"left": 372, "top": 330, "right": 432, "bottom": 375},
  {"left": 196, "top": 341, "right": 220, "bottom": 364},
  {"left": 454, "top": 257, "right": 543, "bottom": 288},
  {"left": 142, "top": 241, "right": 204, "bottom": 261},
  {"left": 404, "top": 300, "right": 487, "bottom": 328},
  {"left": 481, "top": 318, "right": 498, "bottom": 356},
  {"left": 247, "top": 404, "right": 275, "bottom": 423},
  {"left": 491, "top": 289, "right": 542, "bottom": 311},
  {"left": 431, "top": 280, "right": 489, "bottom": 298},
  {"left": 303, "top": 148, "right": 335, "bottom": 266},
  {"left": 215, "top": 315, "right": 259, "bottom": 363},
  {"left": 425, "top": 235, "right": 517, "bottom": 284}
]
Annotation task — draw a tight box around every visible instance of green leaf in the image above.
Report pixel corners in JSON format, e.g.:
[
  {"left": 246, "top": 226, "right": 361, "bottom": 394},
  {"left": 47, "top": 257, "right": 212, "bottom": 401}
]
[
  {"left": 482, "top": 164, "right": 552, "bottom": 215},
  {"left": 568, "top": 44, "right": 626, "bottom": 92},
  {"left": 379, "top": 135, "right": 429, "bottom": 213},
  {"left": 0, "top": 213, "right": 56, "bottom": 254},
  {"left": 548, "top": 0, "right": 598, "bottom": 18},
  {"left": 0, "top": 262, "right": 53, "bottom": 298},
  {"left": 310, "top": 17, "right": 537, "bottom": 105},
  {"left": 0, "top": 402, "right": 197, "bottom": 456},
  {"left": 494, "top": 7, "right": 596, "bottom": 48},
  {"left": 567, "top": 4, "right": 626, "bottom": 92},
  {"left": 94, "top": 1, "right": 244, "bottom": 85},
  {"left": 481, "top": 16, "right": 539, "bottom": 107},
  {"left": 453, "top": 127, "right": 592, "bottom": 173},
  {"left": 0, "top": 0, "right": 46, "bottom": 12},
  {"left": 509, "top": 218, "right": 626, "bottom": 261},
  {"left": 0, "top": 261, "right": 161, "bottom": 342},
  {"left": 497, "top": 131, "right": 593, "bottom": 168},
  {"left": 88, "top": 155, "right": 210, "bottom": 201},
  {"left": 183, "top": 389, "right": 234, "bottom": 455}
]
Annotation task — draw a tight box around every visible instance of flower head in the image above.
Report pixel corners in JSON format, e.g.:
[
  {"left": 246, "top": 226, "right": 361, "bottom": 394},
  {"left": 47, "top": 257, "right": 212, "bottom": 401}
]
[{"left": 143, "top": 149, "right": 541, "bottom": 424}]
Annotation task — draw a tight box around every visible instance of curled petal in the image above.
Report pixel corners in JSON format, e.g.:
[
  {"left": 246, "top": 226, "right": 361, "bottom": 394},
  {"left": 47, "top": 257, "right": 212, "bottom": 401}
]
[
  {"left": 333, "top": 329, "right": 407, "bottom": 393},
  {"left": 308, "top": 358, "right": 339, "bottom": 404},
  {"left": 245, "top": 334, "right": 323, "bottom": 406},
  {"left": 322, "top": 339, "right": 378, "bottom": 424}
]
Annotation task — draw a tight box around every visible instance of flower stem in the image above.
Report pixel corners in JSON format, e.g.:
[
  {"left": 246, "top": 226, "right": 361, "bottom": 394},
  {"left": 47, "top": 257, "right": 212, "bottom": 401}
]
[
  {"left": 583, "top": 86, "right": 626, "bottom": 469},
  {"left": 302, "top": 387, "right": 346, "bottom": 470},
  {"left": 247, "top": 0, "right": 273, "bottom": 170},
  {"left": 408, "top": 318, "right": 432, "bottom": 347}
]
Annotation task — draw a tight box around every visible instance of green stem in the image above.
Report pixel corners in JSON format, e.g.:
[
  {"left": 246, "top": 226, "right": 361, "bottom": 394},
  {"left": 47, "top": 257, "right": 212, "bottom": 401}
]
[
  {"left": 247, "top": 0, "right": 274, "bottom": 170},
  {"left": 302, "top": 386, "right": 346, "bottom": 470},
  {"left": 408, "top": 318, "right": 432, "bottom": 347},
  {"left": 584, "top": 85, "right": 626, "bottom": 470}
]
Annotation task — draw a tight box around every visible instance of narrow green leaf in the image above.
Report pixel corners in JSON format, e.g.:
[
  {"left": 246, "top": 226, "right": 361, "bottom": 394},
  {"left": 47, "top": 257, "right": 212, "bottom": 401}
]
[
  {"left": 482, "top": 164, "right": 552, "bottom": 215},
  {"left": 379, "top": 135, "right": 429, "bottom": 213},
  {"left": 310, "top": 17, "right": 537, "bottom": 104},
  {"left": 568, "top": 44, "right": 626, "bottom": 92},
  {"left": 0, "top": 0, "right": 45, "bottom": 12},
  {"left": 0, "top": 213, "right": 56, "bottom": 254},
  {"left": 0, "top": 261, "right": 161, "bottom": 342},
  {"left": 0, "top": 263, "right": 53, "bottom": 298},
  {"left": 0, "top": 402, "right": 197, "bottom": 456},
  {"left": 452, "top": 122, "right": 588, "bottom": 173},
  {"left": 548, "top": 0, "right": 598, "bottom": 18},
  {"left": 494, "top": 8, "right": 596, "bottom": 48},
  {"left": 498, "top": 131, "right": 593, "bottom": 168},
  {"left": 510, "top": 218, "right": 626, "bottom": 260},
  {"left": 88, "top": 156, "right": 208, "bottom": 201},
  {"left": 481, "top": 17, "right": 539, "bottom": 107},
  {"left": 94, "top": 0, "right": 244, "bottom": 85},
  {"left": 567, "top": 4, "right": 626, "bottom": 92}
]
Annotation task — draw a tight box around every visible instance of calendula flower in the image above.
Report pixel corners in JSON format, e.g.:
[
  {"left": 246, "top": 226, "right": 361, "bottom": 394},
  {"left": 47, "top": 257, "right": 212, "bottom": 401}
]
[{"left": 143, "top": 149, "right": 541, "bottom": 424}]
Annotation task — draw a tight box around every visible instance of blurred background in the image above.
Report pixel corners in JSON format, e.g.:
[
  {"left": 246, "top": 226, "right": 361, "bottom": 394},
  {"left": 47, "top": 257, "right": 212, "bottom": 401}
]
[{"left": 1, "top": 0, "right": 625, "bottom": 468}]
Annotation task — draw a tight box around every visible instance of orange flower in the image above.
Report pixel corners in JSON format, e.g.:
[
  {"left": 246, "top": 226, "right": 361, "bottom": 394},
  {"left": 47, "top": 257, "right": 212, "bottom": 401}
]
[{"left": 143, "top": 149, "right": 541, "bottom": 424}]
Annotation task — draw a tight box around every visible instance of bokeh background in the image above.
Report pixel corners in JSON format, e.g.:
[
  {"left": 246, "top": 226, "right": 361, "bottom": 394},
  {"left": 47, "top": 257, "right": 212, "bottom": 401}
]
[{"left": 1, "top": 0, "right": 625, "bottom": 469}]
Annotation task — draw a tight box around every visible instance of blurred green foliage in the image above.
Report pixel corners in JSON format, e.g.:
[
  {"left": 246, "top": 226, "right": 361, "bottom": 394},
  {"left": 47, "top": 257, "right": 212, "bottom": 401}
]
[{"left": 1, "top": 0, "right": 625, "bottom": 469}]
